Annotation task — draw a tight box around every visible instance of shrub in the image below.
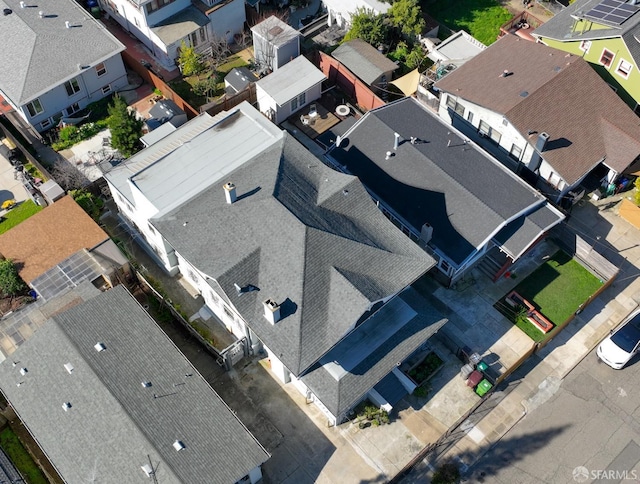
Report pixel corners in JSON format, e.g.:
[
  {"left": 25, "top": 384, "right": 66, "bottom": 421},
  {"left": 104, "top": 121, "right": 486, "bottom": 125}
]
[
  {"left": 0, "top": 259, "right": 27, "bottom": 297},
  {"left": 413, "top": 385, "right": 429, "bottom": 398},
  {"left": 432, "top": 460, "right": 460, "bottom": 484},
  {"left": 70, "top": 189, "right": 104, "bottom": 221}
]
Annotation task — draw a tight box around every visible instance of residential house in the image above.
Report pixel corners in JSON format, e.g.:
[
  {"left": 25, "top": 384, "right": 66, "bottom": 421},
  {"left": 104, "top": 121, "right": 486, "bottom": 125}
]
[
  {"left": 532, "top": 0, "right": 640, "bottom": 111},
  {"left": 0, "top": 195, "right": 130, "bottom": 300},
  {"left": 326, "top": 97, "right": 565, "bottom": 286},
  {"left": 331, "top": 39, "right": 399, "bottom": 94},
  {"left": 100, "top": 0, "right": 245, "bottom": 70},
  {"left": 104, "top": 102, "right": 447, "bottom": 424},
  {"left": 323, "top": 0, "right": 390, "bottom": 28},
  {"left": 0, "top": 284, "right": 270, "bottom": 483},
  {"left": 256, "top": 56, "right": 326, "bottom": 124},
  {"left": 224, "top": 66, "right": 257, "bottom": 95},
  {"left": 434, "top": 35, "right": 640, "bottom": 203},
  {"left": 0, "top": 0, "right": 127, "bottom": 132},
  {"left": 251, "top": 15, "right": 301, "bottom": 73}
]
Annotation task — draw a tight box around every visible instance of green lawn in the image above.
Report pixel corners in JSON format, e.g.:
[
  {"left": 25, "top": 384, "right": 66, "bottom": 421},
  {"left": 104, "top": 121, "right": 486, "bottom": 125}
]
[
  {"left": 495, "top": 251, "right": 603, "bottom": 342},
  {"left": 423, "top": 0, "right": 512, "bottom": 45},
  {"left": 0, "top": 427, "right": 47, "bottom": 484},
  {"left": 513, "top": 250, "right": 603, "bottom": 325},
  {"left": 0, "top": 200, "right": 43, "bottom": 235}
]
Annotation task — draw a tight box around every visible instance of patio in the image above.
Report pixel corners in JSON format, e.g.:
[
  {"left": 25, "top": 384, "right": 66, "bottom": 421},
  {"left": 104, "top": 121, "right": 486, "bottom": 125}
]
[
  {"left": 290, "top": 102, "right": 341, "bottom": 139},
  {"left": 58, "top": 129, "right": 121, "bottom": 183}
]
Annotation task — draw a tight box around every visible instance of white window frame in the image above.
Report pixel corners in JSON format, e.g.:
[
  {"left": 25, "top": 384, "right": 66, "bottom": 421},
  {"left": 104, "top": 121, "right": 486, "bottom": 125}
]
[
  {"left": 600, "top": 48, "right": 615, "bottom": 68},
  {"left": 299, "top": 92, "right": 306, "bottom": 107},
  {"left": 40, "top": 119, "right": 52, "bottom": 129},
  {"left": 96, "top": 62, "right": 107, "bottom": 77},
  {"left": 64, "top": 78, "right": 81, "bottom": 96},
  {"left": 509, "top": 144, "right": 522, "bottom": 161},
  {"left": 65, "top": 103, "right": 80, "bottom": 115},
  {"left": 101, "top": 84, "right": 112, "bottom": 94},
  {"left": 579, "top": 40, "right": 591, "bottom": 53},
  {"left": 616, "top": 58, "right": 633, "bottom": 79},
  {"left": 291, "top": 96, "right": 298, "bottom": 111},
  {"left": 26, "top": 99, "right": 44, "bottom": 117}
]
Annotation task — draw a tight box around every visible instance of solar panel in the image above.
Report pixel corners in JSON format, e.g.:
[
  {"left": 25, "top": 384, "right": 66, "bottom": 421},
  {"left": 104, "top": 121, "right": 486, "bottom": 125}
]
[{"left": 584, "top": 0, "right": 640, "bottom": 25}]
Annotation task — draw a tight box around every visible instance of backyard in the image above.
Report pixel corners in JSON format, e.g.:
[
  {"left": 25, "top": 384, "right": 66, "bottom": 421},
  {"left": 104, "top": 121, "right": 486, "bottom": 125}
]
[
  {"left": 423, "top": 0, "right": 512, "bottom": 45},
  {"left": 496, "top": 250, "right": 604, "bottom": 341},
  {"left": 0, "top": 200, "right": 43, "bottom": 235}
]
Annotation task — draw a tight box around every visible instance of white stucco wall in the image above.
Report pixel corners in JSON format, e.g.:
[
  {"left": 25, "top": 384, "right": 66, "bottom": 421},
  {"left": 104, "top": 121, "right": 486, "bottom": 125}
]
[
  {"left": 206, "top": 0, "right": 245, "bottom": 43},
  {"left": 257, "top": 83, "right": 322, "bottom": 124}
]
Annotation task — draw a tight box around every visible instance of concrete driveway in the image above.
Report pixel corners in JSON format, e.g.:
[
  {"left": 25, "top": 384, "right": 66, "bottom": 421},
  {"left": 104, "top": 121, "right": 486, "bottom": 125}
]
[{"left": 0, "top": 148, "right": 27, "bottom": 207}]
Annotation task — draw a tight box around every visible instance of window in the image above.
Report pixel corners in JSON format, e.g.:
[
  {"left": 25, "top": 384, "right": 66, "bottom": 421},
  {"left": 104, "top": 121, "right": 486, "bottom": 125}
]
[
  {"left": 26, "top": 99, "right": 43, "bottom": 117},
  {"left": 509, "top": 144, "right": 522, "bottom": 161},
  {"left": 478, "top": 120, "right": 501, "bottom": 144},
  {"left": 616, "top": 59, "right": 633, "bottom": 79},
  {"left": 134, "top": 16, "right": 140, "bottom": 27},
  {"left": 40, "top": 119, "right": 51, "bottom": 129},
  {"left": 147, "top": 223, "right": 156, "bottom": 235},
  {"left": 188, "top": 27, "right": 206, "bottom": 47},
  {"left": 64, "top": 78, "right": 80, "bottom": 96},
  {"left": 291, "top": 96, "right": 298, "bottom": 111},
  {"left": 146, "top": 0, "right": 175, "bottom": 14},
  {"left": 600, "top": 49, "right": 615, "bottom": 68},
  {"left": 446, "top": 95, "right": 465, "bottom": 117},
  {"left": 65, "top": 103, "right": 80, "bottom": 115},
  {"left": 467, "top": 111, "right": 474, "bottom": 124},
  {"left": 95, "top": 62, "right": 107, "bottom": 77},
  {"left": 579, "top": 40, "right": 591, "bottom": 53},
  {"left": 489, "top": 128, "right": 502, "bottom": 144},
  {"left": 478, "top": 120, "right": 491, "bottom": 135},
  {"left": 299, "top": 92, "right": 306, "bottom": 106},
  {"left": 101, "top": 84, "right": 111, "bottom": 94}
]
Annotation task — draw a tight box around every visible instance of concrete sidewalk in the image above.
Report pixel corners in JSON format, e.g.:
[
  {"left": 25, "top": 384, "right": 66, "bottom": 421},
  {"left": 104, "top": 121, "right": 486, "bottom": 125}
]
[{"left": 412, "top": 195, "right": 640, "bottom": 481}]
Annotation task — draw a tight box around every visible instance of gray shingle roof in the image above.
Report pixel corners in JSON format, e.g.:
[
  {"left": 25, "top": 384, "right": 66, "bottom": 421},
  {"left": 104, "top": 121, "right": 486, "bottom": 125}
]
[
  {"left": 301, "top": 287, "right": 446, "bottom": 417},
  {"left": 0, "top": 0, "right": 125, "bottom": 105},
  {"left": 0, "top": 285, "right": 268, "bottom": 484},
  {"left": 332, "top": 39, "right": 399, "bottom": 85},
  {"left": 256, "top": 55, "right": 326, "bottom": 105},
  {"left": 328, "top": 97, "right": 560, "bottom": 266},
  {"left": 151, "top": 5, "right": 209, "bottom": 46},
  {"left": 153, "top": 134, "right": 435, "bottom": 376}
]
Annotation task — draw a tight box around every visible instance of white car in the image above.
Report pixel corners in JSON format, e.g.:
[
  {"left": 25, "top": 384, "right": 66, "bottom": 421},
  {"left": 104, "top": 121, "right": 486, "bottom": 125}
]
[{"left": 597, "top": 310, "right": 640, "bottom": 369}]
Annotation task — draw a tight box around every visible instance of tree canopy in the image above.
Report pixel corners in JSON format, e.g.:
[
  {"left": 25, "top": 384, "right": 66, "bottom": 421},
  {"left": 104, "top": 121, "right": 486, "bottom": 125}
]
[
  {"left": 107, "top": 95, "right": 143, "bottom": 158},
  {"left": 344, "top": 8, "right": 390, "bottom": 47},
  {"left": 388, "top": 0, "right": 425, "bottom": 37},
  {"left": 0, "top": 259, "right": 26, "bottom": 297},
  {"left": 177, "top": 41, "right": 205, "bottom": 77}
]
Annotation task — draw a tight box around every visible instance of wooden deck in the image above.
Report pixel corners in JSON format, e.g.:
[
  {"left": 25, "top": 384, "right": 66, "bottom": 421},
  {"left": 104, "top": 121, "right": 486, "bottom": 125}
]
[{"left": 290, "top": 103, "right": 341, "bottom": 139}]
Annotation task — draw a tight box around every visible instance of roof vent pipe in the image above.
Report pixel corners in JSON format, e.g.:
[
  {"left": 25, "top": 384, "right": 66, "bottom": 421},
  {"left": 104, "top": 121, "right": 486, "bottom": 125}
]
[
  {"left": 65, "top": 20, "right": 70, "bottom": 28},
  {"left": 19, "top": 1, "right": 25, "bottom": 8},
  {"left": 223, "top": 182, "right": 237, "bottom": 204},
  {"left": 536, "top": 132, "right": 550, "bottom": 152},
  {"left": 38, "top": 10, "right": 44, "bottom": 17},
  {"left": 394, "top": 132, "right": 401, "bottom": 150}
]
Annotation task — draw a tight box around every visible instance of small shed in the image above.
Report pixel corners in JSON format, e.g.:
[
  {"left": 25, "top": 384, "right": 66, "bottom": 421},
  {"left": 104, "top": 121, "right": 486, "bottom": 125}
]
[
  {"left": 224, "top": 67, "right": 258, "bottom": 95},
  {"left": 256, "top": 56, "right": 326, "bottom": 124},
  {"left": 39, "top": 180, "right": 65, "bottom": 205},
  {"left": 251, "top": 16, "right": 301, "bottom": 73},
  {"left": 331, "top": 39, "right": 399, "bottom": 93},
  {"left": 146, "top": 99, "right": 187, "bottom": 132}
]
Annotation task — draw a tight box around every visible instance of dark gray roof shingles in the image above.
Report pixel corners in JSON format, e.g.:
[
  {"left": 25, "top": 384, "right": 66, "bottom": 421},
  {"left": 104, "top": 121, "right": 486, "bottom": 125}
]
[{"left": 154, "top": 134, "right": 435, "bottom": 376}]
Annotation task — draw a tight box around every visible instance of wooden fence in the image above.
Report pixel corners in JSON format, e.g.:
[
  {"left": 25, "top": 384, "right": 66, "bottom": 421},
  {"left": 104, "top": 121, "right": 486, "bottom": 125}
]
[
  {"left": 200, "top": 84, "right": 257, "bottom": 116},
  {"left": 318, "top": 51, "right": 386, "bottom": 112},
  {"left": 121, "top": 50, "right": 199, "bottom": 119}
]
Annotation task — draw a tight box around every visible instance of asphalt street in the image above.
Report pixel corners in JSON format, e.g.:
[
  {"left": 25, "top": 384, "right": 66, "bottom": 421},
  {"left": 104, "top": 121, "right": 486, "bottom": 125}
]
[{"left": 466, "top": 347, "right": 640, "bottom": 483}]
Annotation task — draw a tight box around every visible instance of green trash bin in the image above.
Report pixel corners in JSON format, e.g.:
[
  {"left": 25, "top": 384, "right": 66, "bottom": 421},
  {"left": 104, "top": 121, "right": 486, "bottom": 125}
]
[
  {"left": 476, "top": 379, "right": 492, "bottom": 397},
  {"left": 476, "top": 361, "right": 489, "bottom": 372}
]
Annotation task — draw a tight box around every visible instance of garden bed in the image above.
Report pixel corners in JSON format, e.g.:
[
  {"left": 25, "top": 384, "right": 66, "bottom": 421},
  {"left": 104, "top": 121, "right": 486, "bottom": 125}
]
[
  {"left": 0, "top": 427, "right": 47, "bottom": 484},
  {"left": 406, "top": 352, "right": 444, "bottom": 386}
]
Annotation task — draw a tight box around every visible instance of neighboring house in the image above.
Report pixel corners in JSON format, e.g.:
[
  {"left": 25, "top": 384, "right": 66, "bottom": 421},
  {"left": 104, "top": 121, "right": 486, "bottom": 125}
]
[
  {"left": 224, "top": 66, "right": 257, "bottom": 95},
  {"left": 105, "top": 102, "right": 447, "bottom": 424},
  {"left": 0, "top": 0, "right": 127, "bottom": 132},
  {"left": 100, "top": 0, "right": 245, "bottom": 70},
  {"left": 323, "top": 0, "right": 390, "bottom": 28},
  {"left": 0, "top": 195, "right": 130, "bottom": 300},
  {"left": 331, "top": 39, "right": 399, "bottom": 94},
  {"left": 0, "top": 284, "right": 269, "bottom": 483},
  {"left": 533, "top": 0, "right": 640, "bottom": 111},
  {"left": 434, "top": 35, "right": 640, "bottom": 203},
  {"left": 327, "top": 97, "right": 565, "bottom": 286},
  {"left": 256, "top": 56, "right": 326, "bottom": 124},
  {"left": 251, "top": 15, "right": 301, "bottom": 72}
]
